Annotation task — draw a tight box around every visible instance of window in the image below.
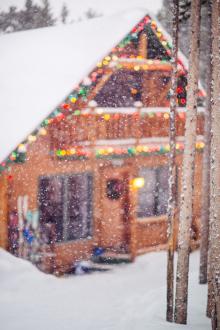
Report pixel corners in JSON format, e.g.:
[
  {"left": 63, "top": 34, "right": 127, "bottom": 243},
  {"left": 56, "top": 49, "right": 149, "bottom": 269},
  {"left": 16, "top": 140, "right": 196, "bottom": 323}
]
[
  {"left": 137, "top": 166, "right": 169, "bottom": 218},
  {"left": 94, "top": 70, "right": 143, "bottom": 107},
  {"left": 146, "top": 26, "right": 171, "bottom": 60},
  {"left": 38, "top": 173, "right": 93, "bottom": 242}
]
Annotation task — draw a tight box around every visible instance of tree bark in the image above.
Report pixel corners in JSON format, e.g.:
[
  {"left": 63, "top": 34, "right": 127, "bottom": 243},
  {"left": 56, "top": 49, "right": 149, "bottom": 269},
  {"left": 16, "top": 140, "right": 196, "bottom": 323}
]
[
  {"left": 174, "top": 0, "right": 201, "bottom": 324},
  {"left": 199, "top": 0, "right": 212, "bottom": 285},
  {"left": 208, "top": 0, "right": 220, "bottom": 327},
  {"left": 166, "top": 0, "right": 179, "bottom": 323}
]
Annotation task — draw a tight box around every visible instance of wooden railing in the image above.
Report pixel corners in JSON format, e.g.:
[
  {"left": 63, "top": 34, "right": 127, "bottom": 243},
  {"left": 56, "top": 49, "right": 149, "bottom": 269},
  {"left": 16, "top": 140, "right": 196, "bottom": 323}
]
[{"left": 49, "top": 108, "right": 204, "bottom": 151}]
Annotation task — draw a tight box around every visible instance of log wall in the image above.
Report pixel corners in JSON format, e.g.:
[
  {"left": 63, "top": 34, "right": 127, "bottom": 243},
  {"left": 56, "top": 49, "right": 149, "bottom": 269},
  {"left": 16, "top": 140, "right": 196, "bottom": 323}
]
[{"left": 0, "top": 121, "right": 203, "bottom": 272}]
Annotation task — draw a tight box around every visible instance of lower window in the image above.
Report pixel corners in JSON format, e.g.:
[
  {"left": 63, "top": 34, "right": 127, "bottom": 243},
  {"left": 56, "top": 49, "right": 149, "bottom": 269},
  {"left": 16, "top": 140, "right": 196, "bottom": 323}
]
[
  {"left": 137, "top": 166, "right": 169, "bottom": 218},
  {"left": 38, "top": 173, "right": 93, "bottom": 242}
]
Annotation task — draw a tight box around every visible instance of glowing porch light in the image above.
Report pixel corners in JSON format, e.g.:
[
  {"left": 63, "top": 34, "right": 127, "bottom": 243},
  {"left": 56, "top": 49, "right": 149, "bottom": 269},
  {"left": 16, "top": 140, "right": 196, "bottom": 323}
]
[{"left": 131, "top": 177, "right": 145, "bottom": 190}]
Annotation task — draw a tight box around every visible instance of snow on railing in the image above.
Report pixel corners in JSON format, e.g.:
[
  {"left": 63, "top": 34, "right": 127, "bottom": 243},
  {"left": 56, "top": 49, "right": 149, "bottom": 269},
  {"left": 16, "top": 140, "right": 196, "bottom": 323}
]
[{"left": 81, "top": 107, "right": 205, "bottom": 114}]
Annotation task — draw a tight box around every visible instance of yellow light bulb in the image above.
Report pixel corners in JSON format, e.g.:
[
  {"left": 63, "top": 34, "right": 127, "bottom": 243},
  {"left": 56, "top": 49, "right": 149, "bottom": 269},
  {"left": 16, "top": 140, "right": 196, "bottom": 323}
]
[
  {"left": 112, "top": 55, "right": 118, "bottom": 61},
  {"left": 131, "top": 177, "right": 145, "bottom": 189},
  {"left": 18, "top": 144, "right": 27, "bottom": 153},
  {"left": 39, "top": 128, "right": 47, "bottom": 136},
  {"left": 136, "top": 146, "right": 143, "bottom": 153},
  {"left": 134, "top": 65, "right": 140, "bottom": 71},
  {"left": 143, "top": 146, "right": 149, "bottom": 152},
  {"left": 104, "top": 114, "right": 110, "bottom": 121},
  {"left": 107, "top": 147, "right": 113, "bottom": 153},
  {"left": 70, "top": 97, "right": 77, "bottom": 103},
  {"left": 164, "top": 144, "right": 170, "bottom": 152},
  {"left": 28, "top": 135, "right": 37, "bottom": 142}
]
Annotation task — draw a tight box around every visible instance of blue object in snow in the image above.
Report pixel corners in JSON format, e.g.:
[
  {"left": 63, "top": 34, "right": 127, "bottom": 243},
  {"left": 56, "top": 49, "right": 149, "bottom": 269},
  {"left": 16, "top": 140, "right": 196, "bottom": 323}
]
[
  {"left": 23, "top": 228, "right": 34, "bottom": 244},
  {"left": 93, "top": 247, "right": 105, "bottom": 256}
]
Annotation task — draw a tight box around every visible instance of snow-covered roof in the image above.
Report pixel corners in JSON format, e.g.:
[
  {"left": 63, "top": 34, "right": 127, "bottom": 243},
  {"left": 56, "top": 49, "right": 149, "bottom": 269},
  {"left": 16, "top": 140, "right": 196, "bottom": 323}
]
[
  {"left": 0, "top": 9, "right": 149, "bottom": 163},
  {"left": 0, "top": 8, "right": 205, "bottom": 165}
]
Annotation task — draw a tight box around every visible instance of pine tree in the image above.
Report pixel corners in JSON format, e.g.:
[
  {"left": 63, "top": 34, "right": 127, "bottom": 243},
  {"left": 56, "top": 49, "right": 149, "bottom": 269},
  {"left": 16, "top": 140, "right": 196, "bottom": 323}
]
[
  {"left": 174, "top": 0, "right": 201, "bottom": 324},
  {"left": 61, "top": 3, "right": 69, "bottom": 24},
  {"left": 21, "top": 0, "right": 40, "bottom": 30},
  {"left": 40, "top": 0, "right": 56, "bottom": 27},
  {"left": 0, "top": 0, "right": 56, "bottom": 34},
  {"left": 84, "top": 8, "right": 101, "bottom": 19},
  {"left": 158, "top": 0, "right": 210, "bottom": 87},
  {"left": 0, "top": 6, "right": 23, "bottom": 33}
]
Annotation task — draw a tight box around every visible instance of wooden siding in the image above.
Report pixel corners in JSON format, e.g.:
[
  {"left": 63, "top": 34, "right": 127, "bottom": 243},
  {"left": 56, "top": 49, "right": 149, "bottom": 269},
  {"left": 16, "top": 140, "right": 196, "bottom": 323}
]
[
  {"left": 0, "top": 174, "right": 8, "bottom": 249},
  {"left": 1, "top": 121, "right": 204, "bottom": 272}
]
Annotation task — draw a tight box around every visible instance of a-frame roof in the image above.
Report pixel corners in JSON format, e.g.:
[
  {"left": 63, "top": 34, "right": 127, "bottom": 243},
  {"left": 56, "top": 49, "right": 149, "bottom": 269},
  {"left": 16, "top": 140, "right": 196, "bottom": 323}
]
[
  {"left": 0, "top": 9, "right": 146, "bottom": 164},
  {"left": 0, "top": 9, "right": 205, "bottom": 169}
]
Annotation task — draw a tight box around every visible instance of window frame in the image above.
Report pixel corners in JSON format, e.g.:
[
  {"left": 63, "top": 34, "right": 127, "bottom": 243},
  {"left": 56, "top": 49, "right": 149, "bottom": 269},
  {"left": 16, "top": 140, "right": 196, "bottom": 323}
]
[
  {"left": 38, "top": 172, "right": 93, "bottom": 244},
  {"left": 137, "top": 165, "right": 172, "bottom": 219}
]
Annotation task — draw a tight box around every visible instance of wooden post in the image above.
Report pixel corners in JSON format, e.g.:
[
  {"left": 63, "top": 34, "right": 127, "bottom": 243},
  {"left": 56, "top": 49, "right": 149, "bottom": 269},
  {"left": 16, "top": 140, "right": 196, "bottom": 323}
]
[
  {"left": 127, "top": 102, "right": 143, "bottom": 261},
  {"left": 88, "top": 100, "right": 97, "bottom": 160},
  {"left": 199, "top": 0, "right": 212, "bottom": 285},
  {"left": 48, "top": 223, "right": 56, "bottom": 274},
  {"left": 138, "top": 32, "right": 148, "bottom": 59},
  {"left": 129, "top": 180, "right": 137, "bottom": 262},
  {"left": 166, "top": 0, "right": 179, "bottom": 323},
  {"left": 216, "top": 297, "right": 220, "bottom": 330},
  {"left": 0, "top": 174, "right": 9, "bottom": 250},
  {"left": 208, "top": 0, "right": 220, "bottom": 325},
  {"left": 174, "top": 0, "right": 201, "bottom": 324},
  {"left": 17, "top": 196, "right": 24, "bottom": 258},
  {"left": 88, "top": 100, "right": 98, "bottom": 245},
  {"left": 134, "top": 101, "right": 142, "bottom": 147}
]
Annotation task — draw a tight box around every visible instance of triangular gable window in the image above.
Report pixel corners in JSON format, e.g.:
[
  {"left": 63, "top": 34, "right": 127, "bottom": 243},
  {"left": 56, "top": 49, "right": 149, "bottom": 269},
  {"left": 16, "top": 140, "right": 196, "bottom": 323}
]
[
  {"left": 95, "top": 70, "right": 143, "bottom": 107},
  {"left": 111, "top": 23, "right": 171, "bottom": 61},
  {"left": 145, "top": 26, "right": 171, "bottom": 60}
]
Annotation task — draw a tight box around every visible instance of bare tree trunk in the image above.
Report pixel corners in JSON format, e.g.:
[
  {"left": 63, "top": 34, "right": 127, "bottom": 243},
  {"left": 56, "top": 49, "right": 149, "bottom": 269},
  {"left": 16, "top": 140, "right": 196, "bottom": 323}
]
[
  {"left": 199, "top": 0, "right": 212, "bottom": 285},
  {"left": 174, "top": 0, "right": 201, "bottom": 324},
  {"left": 166, "top": 0, "right": 179, "bottom": 323},
  {"left": 208, "top": 0, "right": 220, "bottom": 327}
]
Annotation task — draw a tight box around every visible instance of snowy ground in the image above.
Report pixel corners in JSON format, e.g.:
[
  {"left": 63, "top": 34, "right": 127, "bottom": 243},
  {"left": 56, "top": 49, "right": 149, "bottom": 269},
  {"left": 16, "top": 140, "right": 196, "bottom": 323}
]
[{"left": 0, "top": 249, "right": 210, "bottom": 330}]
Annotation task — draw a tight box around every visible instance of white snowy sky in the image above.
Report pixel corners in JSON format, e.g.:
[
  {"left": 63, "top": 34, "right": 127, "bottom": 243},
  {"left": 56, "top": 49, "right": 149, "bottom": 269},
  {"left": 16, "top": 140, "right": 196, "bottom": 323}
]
[{"left": 0, "top": 0, "right": 163, "bottom": 21}]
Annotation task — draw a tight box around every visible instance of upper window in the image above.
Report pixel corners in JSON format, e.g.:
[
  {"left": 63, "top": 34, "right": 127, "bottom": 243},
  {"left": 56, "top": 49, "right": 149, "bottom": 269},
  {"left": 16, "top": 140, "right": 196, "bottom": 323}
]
[
  {"left": 137, "top": 166, "right": 169, "bottom": 218},
  {"left": 146, "top": 26, "right": 171, "bottom": 60},
  {"left": 95, "top": 70, "right": 143, "bottom": 107},
  {"left": 38, "top": 173, "right": 93, "bottom": 243}
]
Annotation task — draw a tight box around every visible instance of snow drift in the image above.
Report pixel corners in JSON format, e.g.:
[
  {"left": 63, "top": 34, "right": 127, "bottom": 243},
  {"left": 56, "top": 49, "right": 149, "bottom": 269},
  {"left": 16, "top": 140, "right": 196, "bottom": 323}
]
[{"left": 0, "top": 248, "right": 210, "bottom": 329}]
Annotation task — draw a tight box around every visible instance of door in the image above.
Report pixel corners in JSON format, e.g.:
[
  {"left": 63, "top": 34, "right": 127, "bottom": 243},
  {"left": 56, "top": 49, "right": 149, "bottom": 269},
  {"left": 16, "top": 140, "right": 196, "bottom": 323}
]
[{"left": 100, "top": 166, "right": 130, "bottom": 252}]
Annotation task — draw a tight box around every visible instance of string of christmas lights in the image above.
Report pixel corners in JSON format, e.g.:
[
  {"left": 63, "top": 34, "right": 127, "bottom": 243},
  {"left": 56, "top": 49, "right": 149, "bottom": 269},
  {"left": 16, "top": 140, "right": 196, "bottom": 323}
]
[
  {"left": 0, "top": 14, "right": 205, "bottom": 174},
  {"left": 54, "top": 142, "right": 205, "bottom": 160}
]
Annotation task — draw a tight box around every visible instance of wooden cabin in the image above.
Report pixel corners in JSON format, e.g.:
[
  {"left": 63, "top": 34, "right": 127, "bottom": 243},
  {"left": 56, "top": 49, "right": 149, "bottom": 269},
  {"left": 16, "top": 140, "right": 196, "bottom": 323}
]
[{"left": 0, "top": 12, "right": 205, "bottom": 273}]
